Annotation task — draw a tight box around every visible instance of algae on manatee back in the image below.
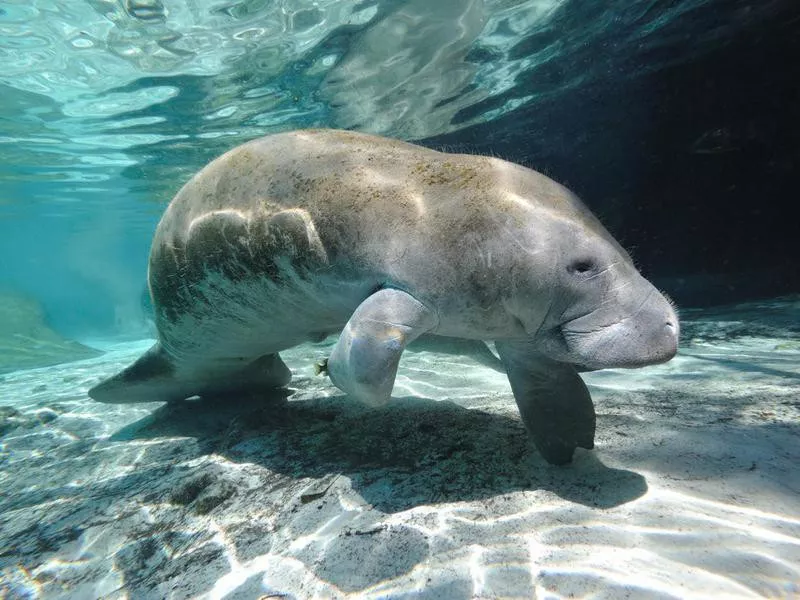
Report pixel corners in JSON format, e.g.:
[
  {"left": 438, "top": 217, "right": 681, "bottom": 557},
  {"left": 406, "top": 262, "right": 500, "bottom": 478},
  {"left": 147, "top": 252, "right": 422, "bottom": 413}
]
[{"left": 0, "top": 292, "right": 101, "bottom": 374}]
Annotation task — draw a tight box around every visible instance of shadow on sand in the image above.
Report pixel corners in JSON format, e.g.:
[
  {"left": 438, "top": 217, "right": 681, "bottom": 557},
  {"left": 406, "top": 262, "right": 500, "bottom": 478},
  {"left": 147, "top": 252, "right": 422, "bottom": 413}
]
[{"left": 110, "top": 382, "right": 648, "bottom": 512}]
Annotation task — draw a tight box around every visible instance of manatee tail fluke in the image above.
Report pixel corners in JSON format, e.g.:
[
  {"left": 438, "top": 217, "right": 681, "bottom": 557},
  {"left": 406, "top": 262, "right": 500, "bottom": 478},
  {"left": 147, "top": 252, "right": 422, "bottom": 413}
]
[
  {"left": 88, "top": 344, "right": 293, "bottom": 404},
  {"left": 88, "top": 343, "right": 185, "bottom": 404}
]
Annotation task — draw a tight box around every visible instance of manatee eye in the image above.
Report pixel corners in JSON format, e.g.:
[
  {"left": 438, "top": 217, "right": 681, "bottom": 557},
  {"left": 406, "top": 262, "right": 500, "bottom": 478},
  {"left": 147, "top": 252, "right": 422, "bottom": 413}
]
[{"left": 567, "top": 259, "right": 597, "bottom": 276}]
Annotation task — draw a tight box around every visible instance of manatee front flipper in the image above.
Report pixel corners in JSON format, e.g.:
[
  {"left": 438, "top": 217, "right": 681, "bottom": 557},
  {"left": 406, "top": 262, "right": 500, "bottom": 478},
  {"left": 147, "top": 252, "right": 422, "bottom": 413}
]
[
  {"left": 326, "top": 288, "right": 438, "bottom": 406},
  {"left": 495, "top": 341, "right": 596, "bottom": 465}
]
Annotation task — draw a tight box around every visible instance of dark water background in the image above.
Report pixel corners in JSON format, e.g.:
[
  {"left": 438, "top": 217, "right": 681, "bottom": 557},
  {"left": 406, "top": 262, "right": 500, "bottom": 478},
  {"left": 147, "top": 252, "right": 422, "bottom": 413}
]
[{"left": 0, "top": 0, "right": 797, "bottom": 345}]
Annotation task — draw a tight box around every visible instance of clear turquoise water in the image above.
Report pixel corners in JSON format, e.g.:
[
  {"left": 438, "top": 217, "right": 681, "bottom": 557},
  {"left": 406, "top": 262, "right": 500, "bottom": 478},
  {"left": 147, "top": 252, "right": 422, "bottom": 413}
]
[
  {"left": 1, "top": 2, "right": 799, "bottom": 599},
  {"left": 0, "top": 0, "right": 784, "bottom": 344}
]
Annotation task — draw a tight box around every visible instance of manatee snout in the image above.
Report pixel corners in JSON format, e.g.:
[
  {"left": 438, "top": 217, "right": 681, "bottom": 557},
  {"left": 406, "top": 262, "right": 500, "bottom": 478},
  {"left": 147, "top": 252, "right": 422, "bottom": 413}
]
[
  {"left": 615, "top": 288, "right": 679, "bottom": 367},
  {"left": 563, "top": 285, "right": 679, "bottom": 370}
]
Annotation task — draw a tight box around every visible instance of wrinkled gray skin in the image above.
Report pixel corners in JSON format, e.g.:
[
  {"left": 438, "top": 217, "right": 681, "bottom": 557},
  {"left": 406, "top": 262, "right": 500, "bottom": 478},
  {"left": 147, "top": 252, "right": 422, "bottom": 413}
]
[{"left": 89, "top": 129, "right": 679, "bottom": 465}]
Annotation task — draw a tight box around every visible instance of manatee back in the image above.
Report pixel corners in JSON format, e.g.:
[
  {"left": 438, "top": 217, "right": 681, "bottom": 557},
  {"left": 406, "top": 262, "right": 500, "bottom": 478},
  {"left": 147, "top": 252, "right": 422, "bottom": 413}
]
[{"left": 145, "top": 129, "right": 617, "bottom": 348}]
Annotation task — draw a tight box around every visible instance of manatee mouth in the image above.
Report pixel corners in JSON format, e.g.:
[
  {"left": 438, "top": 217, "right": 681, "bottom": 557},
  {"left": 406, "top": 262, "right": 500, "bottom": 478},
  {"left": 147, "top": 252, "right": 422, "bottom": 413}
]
[{"left": 559, "top": 296, "right": 679, "bottom": 370}]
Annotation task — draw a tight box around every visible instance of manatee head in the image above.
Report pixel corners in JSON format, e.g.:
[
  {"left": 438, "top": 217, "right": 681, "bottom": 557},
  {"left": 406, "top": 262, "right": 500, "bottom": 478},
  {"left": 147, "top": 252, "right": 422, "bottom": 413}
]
[
  {"left": 548, "top": 232, "right": 678, "bottom": 370},
  {"left": 503, "top": 186, "right": 679, "bottom": 371}
]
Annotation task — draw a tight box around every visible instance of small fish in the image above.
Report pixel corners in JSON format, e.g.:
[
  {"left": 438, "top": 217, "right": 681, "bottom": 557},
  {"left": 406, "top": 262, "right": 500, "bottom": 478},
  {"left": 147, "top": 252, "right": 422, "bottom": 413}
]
[{"left": 314, "top": 358, "right": 329, "bottom": 376}]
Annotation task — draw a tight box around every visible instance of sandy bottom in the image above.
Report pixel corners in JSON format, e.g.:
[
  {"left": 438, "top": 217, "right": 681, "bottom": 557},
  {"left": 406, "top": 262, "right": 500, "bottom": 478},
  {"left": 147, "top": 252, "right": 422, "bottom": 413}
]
[{"left": 1, "top": 298, "right": 799, "bottom": 599}]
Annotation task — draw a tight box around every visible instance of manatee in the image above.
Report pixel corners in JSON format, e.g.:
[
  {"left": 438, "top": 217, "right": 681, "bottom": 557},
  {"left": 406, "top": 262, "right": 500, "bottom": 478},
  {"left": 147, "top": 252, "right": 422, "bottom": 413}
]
[{"left": 89, "top": 129, "right": 679, "bottom": 464}]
